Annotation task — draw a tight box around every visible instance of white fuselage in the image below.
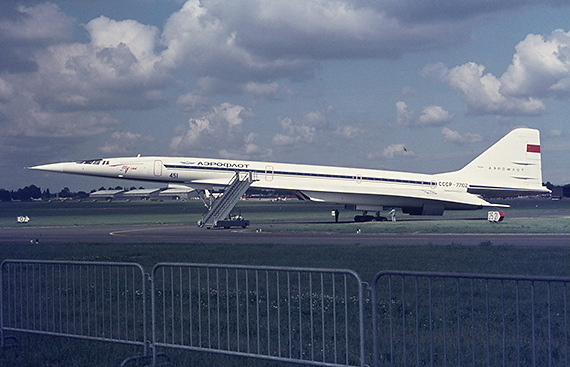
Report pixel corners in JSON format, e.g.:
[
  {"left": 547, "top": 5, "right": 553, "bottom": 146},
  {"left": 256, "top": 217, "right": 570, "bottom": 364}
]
[
  {"left": 30, "top": 128, "right": 551, "bottom": 216},
  {"left": 34, "top": 156, "right": 490, "bottom": 214}
]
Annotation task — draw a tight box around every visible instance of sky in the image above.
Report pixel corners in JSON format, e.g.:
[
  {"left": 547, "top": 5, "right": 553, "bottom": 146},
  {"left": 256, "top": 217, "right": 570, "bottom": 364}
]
[{"left": 2, "top": 0, "right": 570, "bottom": 192}]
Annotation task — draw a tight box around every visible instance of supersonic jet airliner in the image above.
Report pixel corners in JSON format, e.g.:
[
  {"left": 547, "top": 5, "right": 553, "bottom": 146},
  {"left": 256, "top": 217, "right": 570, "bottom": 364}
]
[{"left": 30, "top": 128, "right": 550, "bottom": 223}]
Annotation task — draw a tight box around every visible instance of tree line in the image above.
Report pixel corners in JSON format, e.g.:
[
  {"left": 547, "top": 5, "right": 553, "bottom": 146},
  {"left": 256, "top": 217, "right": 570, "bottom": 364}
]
[
  {"left": 1, "top": 182, "right": 568, "bottom": 202},
  {"left": 0, "top": 185, "right": 144, "bottom": 202}
]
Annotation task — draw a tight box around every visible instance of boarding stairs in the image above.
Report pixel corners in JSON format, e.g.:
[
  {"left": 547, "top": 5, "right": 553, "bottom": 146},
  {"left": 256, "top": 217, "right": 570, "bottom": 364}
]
[{"left": 198, "top": 171, "right": 256, "bottom": 228}]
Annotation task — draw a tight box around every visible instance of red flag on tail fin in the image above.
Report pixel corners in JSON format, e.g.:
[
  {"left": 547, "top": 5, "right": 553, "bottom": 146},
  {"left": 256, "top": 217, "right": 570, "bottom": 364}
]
[{"left": 527, "top": 144, "right": 541, "bottom": 153}]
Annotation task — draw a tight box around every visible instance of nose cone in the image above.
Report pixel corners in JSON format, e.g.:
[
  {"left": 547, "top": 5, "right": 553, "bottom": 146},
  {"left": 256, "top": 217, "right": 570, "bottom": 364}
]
[{"left": 29, "top": 162, "right": 67, "bottom": 173}]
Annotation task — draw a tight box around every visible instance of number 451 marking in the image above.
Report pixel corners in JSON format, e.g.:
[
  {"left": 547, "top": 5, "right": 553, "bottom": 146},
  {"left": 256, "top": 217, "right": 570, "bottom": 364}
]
[{"left": 169, "top": 172, "right": 179, "bottom": 179}]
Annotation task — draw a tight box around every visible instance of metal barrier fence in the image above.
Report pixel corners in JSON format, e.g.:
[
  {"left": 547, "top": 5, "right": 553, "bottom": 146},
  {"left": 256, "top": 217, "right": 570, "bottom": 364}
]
[
  {"left": 0, "top": 260, "right": 149, "bottom": 361},
  {"left": 4, "top": 261, "right": 570, "bottom": 367},
  {"left": 371, "top": 271, "right": 570, "bottom": 367},
  {"left": 151, "top": 263, "right": 366, "bottom": 367}
]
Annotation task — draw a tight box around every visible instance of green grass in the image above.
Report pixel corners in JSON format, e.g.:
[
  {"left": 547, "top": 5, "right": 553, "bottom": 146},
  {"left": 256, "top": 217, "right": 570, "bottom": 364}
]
[
  {"left": 1, "top": 198, "right": 570, "bottom": 366},
  {"left": 2, "top": 240, "right": 570, "bottom": 283},
  {"left": 2, "top": 199, "right": 569, "bottom": 280},
  {"left": 1, "top": 198, "right": 569, "bottom": 233},
  {"left": 2, "top": 241, "right": 570, "bottom": 366},
  {"left": 250, "top": 215, "right": 570, "bottom": 233},
  {"left": 0, "top": 200, "right": 204, "bottom": 227}
]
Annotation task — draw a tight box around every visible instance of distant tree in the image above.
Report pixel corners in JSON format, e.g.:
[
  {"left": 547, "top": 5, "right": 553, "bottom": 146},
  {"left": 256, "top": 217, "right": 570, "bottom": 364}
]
[
  {"left": 77, "top": 191, "right": 89, "bottom": 199},
  {"left": 114, "top": 186, "right": 123, "bottom": 190},
  {"left": 12, "top": 190, "right": 21, "bottom": 201},
  {"left": 99, "top": 187, "right": 106, "bottom": 191},
  {"left": 42, "top": 188, "right": 52, "bottom": 200},
  {"left": 0, "top": 189, "right": 11, "bottom": 202},
  {"left": 29, "top": 185, "right": 41, "bottom": 200},
  {"left": 58, "top": 187, "right": 72, "bottom": 198},
  {"left": 12, "top": 185, "right": 41, "bottom": 201}
]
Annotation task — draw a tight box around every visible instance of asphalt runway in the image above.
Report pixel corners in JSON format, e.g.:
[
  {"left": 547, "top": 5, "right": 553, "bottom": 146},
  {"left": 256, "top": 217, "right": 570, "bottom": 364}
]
[{"left": 2, "top": 222, "right": 569, "bottom": 247}]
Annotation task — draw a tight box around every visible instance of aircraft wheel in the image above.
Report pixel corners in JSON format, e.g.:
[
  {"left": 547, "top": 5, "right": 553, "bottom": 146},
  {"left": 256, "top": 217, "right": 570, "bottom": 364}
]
[{"left": 354, "top": 215, "right": 375, "bottom": 222}]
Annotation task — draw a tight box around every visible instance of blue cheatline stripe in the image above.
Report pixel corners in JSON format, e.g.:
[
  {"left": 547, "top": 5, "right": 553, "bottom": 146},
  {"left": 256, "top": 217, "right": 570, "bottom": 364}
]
[{"left": 163, "top": 164, "right": 434, "bottom": 187}]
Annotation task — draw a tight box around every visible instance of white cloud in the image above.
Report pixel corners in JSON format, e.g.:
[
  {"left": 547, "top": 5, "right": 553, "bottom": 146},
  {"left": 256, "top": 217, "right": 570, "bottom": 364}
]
[
  {"left": 0, "top": 78, "right": 14, "bottom": 100},
  {"left": 334, "top": 125, "right": 365, "bottom": 139},
  {"left": 368, "top": 142, "right": 415, "bottom": 159},
  {"left": 421, "top": 62, "right": 448, "bottom": 79},
  {"left": 1, "top": 0, "right": 564, "bottom": 154},
  {"left": 426, "top": 29, "right": 570, "bottom": 117},
  {"left": 401, "top": 86, "right": 417, "bottom": 96},
  {"left": 170, "top": 102, "right": 267, "bottom": 157},
  {"left": 381, "top": 0, "right": 564, "bottom": 23},
  {"left": 222, "top": 0, "right": 472, "bottom": 59},
  {"left": 176, "top": 92, "right": 211, "bottom": 113},
  {"left": 272, "top": 117, "right": 317, "bottom": 147},
  {"left": 380, "top": 143, "right": 415, "bottom": 159},
  {"left": 500, "top": 31, "right": 570, "bottom": 97},
  {"left": 2, "top": 0, "right": 570, "bottom": 188},
  {"left": 85, "top": 16, "right": 162, "bottom": 77},
  {"left": 0, "top": 14, "right": 170, "bottom": 145},
  {"left": 1, "top": 85, "right": 121, "bottom": 138},
  {"left": 396, "top": 101, "right": 414, "bottom": 125},
  {"left": 441, "top": 127, "right": 482, "bottom": 144},
  {"left": 219, "top": 132, "right": 270, "bottom": 158},
  {"left": 158, "top": 0, "right": 319, "bottom": 94},
  {"left": 170, "top": 102, "right": 245, "bottom": 149},
  {"left": 271, "top": 107, "right": 332, "bottom": 148},
  {"left": 418, "top": 105, "right": 454, "bottom": 126},
  {"left": 0, "top": 3, "right": 73, "bottom": 43},
  {"left": 436, "top": 61, "right": 546, "bottom": 116},
  {"left": 98, "top": 131, "right": 155, "bottom": 155},
  {"left": 23, "top": 110, "right": 121, "bottom": 138},
  {"left": 545, "top": 129, "right": 564, "bottom": 138},
  {"left": 31, "top": 16, "right": 168, "bottom": 112},
  {"left": 242, "top": 82, "right": 279, "bottom": 100},
  {"left": 0, "top": 7, "right": 169, "bottom": 162},
  {"left": 0, "top": 3, "right": 74, "bottom": 73},
  {"left": 396, "top": 101, "right": 452, "bottom": 127},
  {"left": 157, "top": 0, "right": 477, "bottom": 94}
]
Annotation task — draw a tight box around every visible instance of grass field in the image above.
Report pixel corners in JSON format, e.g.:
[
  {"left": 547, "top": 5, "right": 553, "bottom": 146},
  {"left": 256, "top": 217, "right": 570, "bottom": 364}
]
[
  {"left": 1, "top": 197, "right": 569, "bottom": 233},
  {"left": 1, "top": 198, "right": 569, "bottom": 366},
  {"left": 1, "top": 198, "right": 569, "bottom": 278}
]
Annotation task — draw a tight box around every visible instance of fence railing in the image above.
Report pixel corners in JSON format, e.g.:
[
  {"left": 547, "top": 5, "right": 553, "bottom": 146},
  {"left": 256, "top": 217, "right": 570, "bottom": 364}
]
[
  {"left": 1, "top": 260, "right": 148, "bottom": 348},
  {"left": 151, "top": 263, "right": 366, "bottom": 367},
  {"left": 371, "top": 271, "right": 570, "bottom": 367},
  {"left": 3, "top": 260, "right": 570, "bottom": 367}
]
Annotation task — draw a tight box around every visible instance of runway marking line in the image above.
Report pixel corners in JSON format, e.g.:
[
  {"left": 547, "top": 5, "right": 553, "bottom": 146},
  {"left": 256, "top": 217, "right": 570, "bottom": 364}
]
[{"left": 109, "top": 227, "right": 170, "bottom": 237}]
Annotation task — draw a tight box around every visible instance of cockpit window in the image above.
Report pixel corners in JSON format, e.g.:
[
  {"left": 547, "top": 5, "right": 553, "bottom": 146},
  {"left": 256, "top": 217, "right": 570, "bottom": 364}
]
[{"left": 75, "top": 159, "right": 103, "bottom": 164}]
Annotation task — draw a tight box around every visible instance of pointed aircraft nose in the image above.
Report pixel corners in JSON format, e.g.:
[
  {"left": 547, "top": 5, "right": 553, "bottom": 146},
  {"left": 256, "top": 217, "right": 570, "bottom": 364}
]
[{"left": 29, "top": 162, "right": 66, "bottom": 173}]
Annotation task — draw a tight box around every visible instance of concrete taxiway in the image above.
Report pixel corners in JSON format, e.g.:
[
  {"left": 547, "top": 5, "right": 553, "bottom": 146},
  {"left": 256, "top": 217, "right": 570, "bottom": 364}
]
[{"left": 1, "top": 223, "right": 569, "bottom": 247}]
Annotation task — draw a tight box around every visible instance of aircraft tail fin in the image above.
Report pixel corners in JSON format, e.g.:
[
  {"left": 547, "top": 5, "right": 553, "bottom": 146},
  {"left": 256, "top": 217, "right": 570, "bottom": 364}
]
[{"left": 449, "top": 128, "right": 550, "bottom": 198}]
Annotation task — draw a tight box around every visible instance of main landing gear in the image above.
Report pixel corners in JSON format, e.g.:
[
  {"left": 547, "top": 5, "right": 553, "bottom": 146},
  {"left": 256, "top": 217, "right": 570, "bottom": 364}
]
[{"left": 353, "top": 211, "right": 389, "bottom": 222}]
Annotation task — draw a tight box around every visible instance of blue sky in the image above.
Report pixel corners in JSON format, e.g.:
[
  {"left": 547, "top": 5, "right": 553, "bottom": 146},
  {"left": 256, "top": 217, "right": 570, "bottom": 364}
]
[{"left": 2, "top": 0, "right": 570, "bottom": 191}]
